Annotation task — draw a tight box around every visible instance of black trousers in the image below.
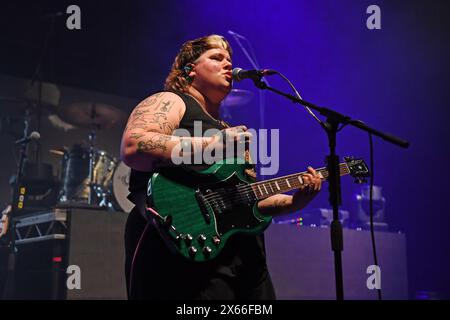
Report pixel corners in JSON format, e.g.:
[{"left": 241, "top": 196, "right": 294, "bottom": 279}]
[{"left": 124, "top": 207, "right": 276, "bottom": 300}]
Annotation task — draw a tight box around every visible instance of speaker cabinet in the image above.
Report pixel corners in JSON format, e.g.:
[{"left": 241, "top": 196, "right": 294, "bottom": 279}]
[
  {"left": 11, "top": 206, "right": 128, "bottom": 299},
  {"left": 265, "top": 224, "right": 409, "bottom": 299}
]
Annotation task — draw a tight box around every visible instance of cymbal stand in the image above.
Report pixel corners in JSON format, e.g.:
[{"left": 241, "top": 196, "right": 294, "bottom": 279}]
[
  {"left": 87, "top": 103, "right": 98, "bottom": 205},
  {"left": 3, "top": 108, "right": 31, "bottom": 299}
]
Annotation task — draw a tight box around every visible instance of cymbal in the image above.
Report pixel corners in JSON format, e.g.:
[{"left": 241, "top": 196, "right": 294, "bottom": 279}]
[
  {"left": 0, "top": 96, "right": 56, "bottom": 116},
  {"left": 22, "top": 81, "right": 60, "bottom": 108},
  {"left": 49, "top": 148, "right": 65, "bottom": 156},
  {"left": 222, "top": 89, "right": 253, "bottom": 107},
  {"left": 58, "top": 102, "right": 127, "bottom": 130},
  {"left": 0, "top": 80, "right": 60, "bottom": 115}
]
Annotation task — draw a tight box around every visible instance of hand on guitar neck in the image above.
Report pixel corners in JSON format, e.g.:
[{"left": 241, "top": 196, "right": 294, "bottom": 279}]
[{"left": 257, "top": 166, "right": 322, "bottom": 217}]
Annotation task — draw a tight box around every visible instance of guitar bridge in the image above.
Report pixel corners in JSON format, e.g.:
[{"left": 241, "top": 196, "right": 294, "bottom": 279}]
[{"left": 195, "top": 189, "right": 211, "bottom": 224}]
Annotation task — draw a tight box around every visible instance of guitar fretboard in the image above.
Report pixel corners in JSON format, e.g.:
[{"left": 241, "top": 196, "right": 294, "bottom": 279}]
[{"left": 250, "top": 163, "right": 350, "bottom": 200}]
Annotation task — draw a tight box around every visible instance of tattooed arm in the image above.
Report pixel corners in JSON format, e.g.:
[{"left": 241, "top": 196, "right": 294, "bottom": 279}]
[{"left": 120, "top": 92, "right": 212, "bottom": 172}]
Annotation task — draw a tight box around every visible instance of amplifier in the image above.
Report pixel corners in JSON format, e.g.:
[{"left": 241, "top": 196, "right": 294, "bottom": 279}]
[
  {"left": 9, "top": 206, "right": 128, "bottom": 299},
  {"left": 266, "top": 224, "right": 409, "bottom": 299}
]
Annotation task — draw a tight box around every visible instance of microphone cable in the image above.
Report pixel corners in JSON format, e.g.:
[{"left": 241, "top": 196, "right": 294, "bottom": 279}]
[
  {"left": 271, "top": 70, "right": 325, "bottom": 128},
  {"left": 369, "top": 133, "right": 382, "bottom": 300}
]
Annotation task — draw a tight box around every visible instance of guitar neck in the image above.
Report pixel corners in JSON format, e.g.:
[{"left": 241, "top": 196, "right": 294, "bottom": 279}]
[{"left": 250, "top": 163, "right": 350, "bottom": 200}]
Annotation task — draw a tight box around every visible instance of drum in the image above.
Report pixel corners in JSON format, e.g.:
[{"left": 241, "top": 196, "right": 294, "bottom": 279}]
[
  {"left": 110, "top": 161, "right": 133, "bottom": 213},
  {"left": 59, "top": 145, "right": 119, "bottom": 206},
  {"left": 59, "top": 144, "right": 90, "bottom": 203},
  {"left": 93, "top": 150, "right": 117, "bottom": 191},
  {"left": 58, "top": 144, "right": 133, "bottom": 211}
]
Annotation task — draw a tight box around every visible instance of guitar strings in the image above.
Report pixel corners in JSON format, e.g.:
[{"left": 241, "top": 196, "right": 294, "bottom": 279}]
[
  {"left": 202, "top": 175, "right": 312, "bottom": 205},
  {"left": 201, "top": 170, "right": 319, "bottom": 203},
  {"left": 201, "top": 165, "right": 351, "bottom": 207},
  {"left": 202, "top": 185, "right": 256, "bottom": 204},
  {"left": 202, "top": 187, "right": 257, "bottom": 210},
  {"left": 201, "top": 168, "right": 327, "bottom": 202},
  {"left": 201, "top": 180, "right": 301, "bottom": 208}
]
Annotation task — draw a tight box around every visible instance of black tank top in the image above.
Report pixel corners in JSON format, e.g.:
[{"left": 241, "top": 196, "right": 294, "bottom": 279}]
[
  {"left": 128, "top": 90, "right": 268, "bottom": 271},
  {"left": 128, "top": 90, "right": 230, "bottom": 194}
]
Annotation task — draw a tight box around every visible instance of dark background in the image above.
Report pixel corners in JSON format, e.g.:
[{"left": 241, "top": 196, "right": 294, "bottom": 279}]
[{"left": 0, "top": 0, "right": 449, "bottom": 299}]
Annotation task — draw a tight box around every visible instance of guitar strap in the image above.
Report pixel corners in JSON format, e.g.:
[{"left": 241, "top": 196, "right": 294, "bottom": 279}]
[
  {"left": 220, "top": 120, "right": 257, "bottom": 181},
  {"left": 244, "top": 149, "right": 257, "bottom": 180}
]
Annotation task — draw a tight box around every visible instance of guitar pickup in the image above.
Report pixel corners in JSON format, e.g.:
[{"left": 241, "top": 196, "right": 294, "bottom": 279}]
[{"left": 195, "top": 189, "right": 211, "bottom": 224}]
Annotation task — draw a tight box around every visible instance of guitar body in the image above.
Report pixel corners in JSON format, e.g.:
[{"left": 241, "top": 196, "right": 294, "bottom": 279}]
[
  {"left": 147, "top": 156, "right": 369, "bottom": 262},
  {"left": 149, "top": 159, "right": 272, "bottom": 262}
]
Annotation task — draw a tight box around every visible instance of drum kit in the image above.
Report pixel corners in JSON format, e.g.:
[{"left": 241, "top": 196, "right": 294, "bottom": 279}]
[
  {"left": 51, "top": 101, "right": 133, "bottom": 212},
  {"left": 0, "top": 88, "right": 133, "bottom": 213},
  {"left": 54, "top": 142, "right": 133, "bottom": 213}
]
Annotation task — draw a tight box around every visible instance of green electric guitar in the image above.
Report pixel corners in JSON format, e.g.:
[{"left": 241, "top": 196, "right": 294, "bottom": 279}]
[{"left": 147, "top": 157, "right": 369, "bottom": 262}]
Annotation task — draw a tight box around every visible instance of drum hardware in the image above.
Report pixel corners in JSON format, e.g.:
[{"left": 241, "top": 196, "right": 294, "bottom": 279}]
[
  {"left": 0, "top": 95, "right": 57, "bottom": 139},
  {"left": 52, "top": 101, "right": 129, "bottom": 210},
  {"left": 2, "top": 107, "right": 36, "bottom": 298},
  {"left": 9, "top": 160, "right": 59, "bottom": 216},
  {"left": 49, "top": 148, "right": 65, "bottom": 156},
  {"left": 0, "top": 81, "right": 59, "bottom": 117},
  {"left": 57, "top": 101, "right": 127, "bottom": 130},
  {"left": 111, "top": 161, "right": 133, "bottom": 212},
  {"left": 58, "top": 101, "right": 123, "bottom": 205},
  {"left": 56, "top": 145, "right": 131, "bottom": 212},
  {"left": 88, "top": 122, "right": 96, "bottom": 206}
]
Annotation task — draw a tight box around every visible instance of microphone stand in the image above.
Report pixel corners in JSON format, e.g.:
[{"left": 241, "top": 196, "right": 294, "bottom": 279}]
[
  {"left": 2, "top": 110, "right": 32, "bottom": 299},
  {"left": 30, "top": 12, "right": 58, "bottom": 164},
  {"left": 251, "top": 76, "right": 409, "bottom": 300}
]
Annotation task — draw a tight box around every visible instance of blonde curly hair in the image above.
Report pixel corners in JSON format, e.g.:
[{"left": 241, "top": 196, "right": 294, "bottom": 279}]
[{"left": 164, "top": 35, "right": 232, "bottom": 92}]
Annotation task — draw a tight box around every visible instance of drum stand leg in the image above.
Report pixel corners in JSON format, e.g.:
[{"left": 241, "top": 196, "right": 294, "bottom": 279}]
[{"left": 88, "top": 130, "right": 96, "bottom": 205}]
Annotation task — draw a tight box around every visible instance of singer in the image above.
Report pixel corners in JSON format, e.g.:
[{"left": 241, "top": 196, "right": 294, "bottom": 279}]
[{"left": 120, "top": 34, "right": 322, "bottom": 300}]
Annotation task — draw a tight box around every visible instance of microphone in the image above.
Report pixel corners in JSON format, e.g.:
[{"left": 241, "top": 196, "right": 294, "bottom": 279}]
[
  {"left": 232, "top": 68, "right": 276, "bottom": 82},
  {"left": 15, "top": 131, "right": 40, "bottom": 145}
]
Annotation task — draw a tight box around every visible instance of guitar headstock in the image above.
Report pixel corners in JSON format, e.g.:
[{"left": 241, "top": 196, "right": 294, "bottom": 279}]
[{"left": 344, "top": 157, "right": 370, "bottom": 184}]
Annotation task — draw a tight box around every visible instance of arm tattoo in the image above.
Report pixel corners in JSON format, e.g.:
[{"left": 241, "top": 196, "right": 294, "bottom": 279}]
[
  {"left": 125, "top": 96, "right": 179, "bottom": 136},
  {"left": 148, "top": 112, "right": 168, "bottom": 123},
  {"left": 156, "top": 100, "right": 174, "bottom": 112},
  {"left": 129, "top": 133, "right": 145, "bottom": 140},
  {"left": 129, "top": 121, "right": 176, "bottom": 141},
  {"left": 131, "top": 108, "right": 150, "bottom": 119},
  {"left": 136, "top": 134, "right": 171, "bottom": 153},
  {"left": 125, "top": 122, "right": 147, "bottom": 132},
  {"left": 160, "top": 122, "right": 176, "bottom": 135},
  {"left": 134, "top": 97, "right": 158, "bottom": 111}
]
